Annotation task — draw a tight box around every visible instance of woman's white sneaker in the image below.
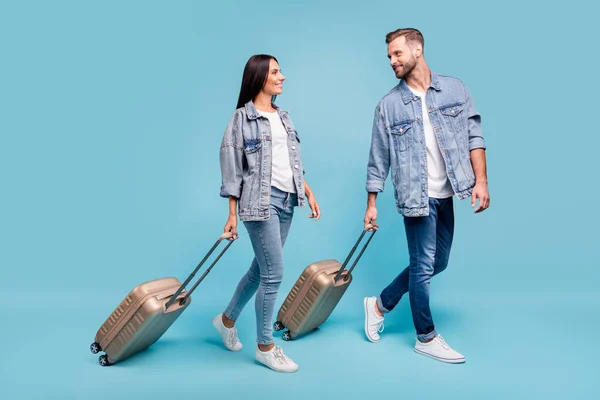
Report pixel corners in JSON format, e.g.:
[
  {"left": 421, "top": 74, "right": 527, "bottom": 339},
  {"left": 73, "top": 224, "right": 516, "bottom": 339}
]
[
  {"left": 364, "top": 296, "right": 385, "bottom": 342},
  {"left": 255, "top": 346, "right": 299, "bottom": 373},
  {"left": 414, "top": 335, "right": 465, "bottom": 363},
  {"left": 212, "top": 313, "right": 242, "bottom": 351}
]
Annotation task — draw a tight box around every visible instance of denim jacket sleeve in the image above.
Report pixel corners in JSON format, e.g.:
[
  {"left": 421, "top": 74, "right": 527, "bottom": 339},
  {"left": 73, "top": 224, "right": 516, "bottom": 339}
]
[
  {"left": 463, "top": 83, "right": 486, "bottom": 151},
  {"left": 366, "top": 104, "right": 390, "bottom": 193},
  {"left": 219, "top": 110, "right": 244, "bottom": 199}
]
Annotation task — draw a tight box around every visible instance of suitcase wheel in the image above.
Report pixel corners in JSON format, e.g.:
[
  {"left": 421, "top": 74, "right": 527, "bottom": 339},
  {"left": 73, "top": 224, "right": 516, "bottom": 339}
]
[
  {"left": 90, "top": 342, "right": 102, "bottom": 354},
  {"left": 98, "top": 354, "right": 110, "bottom": 367},
  {"left": 282, "top": 331, "right": 293, "bottom": 341},
  {"left": 273, "top": 321, "right": 285, "bottom": 332}
]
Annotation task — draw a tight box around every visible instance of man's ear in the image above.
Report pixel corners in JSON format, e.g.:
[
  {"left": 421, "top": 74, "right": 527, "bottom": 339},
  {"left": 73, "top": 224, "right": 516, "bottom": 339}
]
[{"left": 415, "top": 45, "right": 423, "bottom": 58}]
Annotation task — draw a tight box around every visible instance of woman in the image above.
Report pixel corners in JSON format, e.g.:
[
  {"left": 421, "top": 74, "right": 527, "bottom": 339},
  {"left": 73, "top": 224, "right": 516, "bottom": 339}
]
[{"left": 213, "top": 54, "right": 321, "bottom": 373}]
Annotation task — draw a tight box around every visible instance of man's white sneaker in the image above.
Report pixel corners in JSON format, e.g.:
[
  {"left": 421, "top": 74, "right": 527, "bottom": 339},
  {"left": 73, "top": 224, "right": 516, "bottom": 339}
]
[
  {"left": 414, "top": 335, "right": 465, "bottom": 364},
  {"left": 364, "top": 296, "right": 385, "bottom": 343},
  {"left": 255, "top": 346, "right": 299, "bottom": 373},
  {"left": 212, "top": 313, "right": 242, "bottom": 351}
]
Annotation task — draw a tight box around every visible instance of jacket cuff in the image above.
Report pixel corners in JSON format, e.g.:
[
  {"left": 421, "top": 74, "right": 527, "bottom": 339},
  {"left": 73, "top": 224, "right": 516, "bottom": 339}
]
[
  {"left": 220, "top": 183, "right": 242, "bottom": 199},
  {"left": 469, "top": 137, "right": 486, "bottom": 151},
  {"left": 366, "top": 180, "right": 385, "bottom": 193}
]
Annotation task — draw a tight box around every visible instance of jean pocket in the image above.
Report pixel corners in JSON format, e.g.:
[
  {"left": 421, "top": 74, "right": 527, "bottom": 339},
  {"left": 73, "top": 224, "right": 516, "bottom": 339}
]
[
  {"left": 244, "top": 138, "right": 262, "bottom": 154},
  {"left": 390, "top": 121, "right": 413, "bottom": 152},
  {"left": 439, "top": 104, "right": 466, "bottom": 133}
]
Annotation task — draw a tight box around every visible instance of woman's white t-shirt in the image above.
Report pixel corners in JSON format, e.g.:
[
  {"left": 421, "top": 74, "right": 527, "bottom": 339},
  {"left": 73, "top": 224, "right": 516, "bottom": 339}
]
[{"left": 257, "top": 110, "right": 296, "bottom": 193}]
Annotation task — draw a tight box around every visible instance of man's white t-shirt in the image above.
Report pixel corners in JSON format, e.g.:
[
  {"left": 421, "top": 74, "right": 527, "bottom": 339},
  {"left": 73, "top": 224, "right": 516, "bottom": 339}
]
[{"left": 408, "top": 86, "right": 454, "bottom": 199}]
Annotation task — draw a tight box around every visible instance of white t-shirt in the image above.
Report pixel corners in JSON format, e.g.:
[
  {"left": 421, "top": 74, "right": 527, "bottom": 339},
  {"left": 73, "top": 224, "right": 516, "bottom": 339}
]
[
  {"left": 258, "top": 110, "right": 296, "bottom": 193},
  {"left": 408, "top": 86, "right": 454, "bottom": 199}
]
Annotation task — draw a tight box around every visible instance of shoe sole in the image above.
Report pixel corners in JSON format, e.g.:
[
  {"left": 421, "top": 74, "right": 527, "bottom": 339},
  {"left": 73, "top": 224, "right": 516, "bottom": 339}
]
[
  {"left": 212, "top": 315, "right": 242, "bottom": 352},
  {"left": 363, "top": 298, "right": 380, "bottom": 343},
  {"left": 255, "top": 359, "right": 298, "bottom": 373},
  {"left": 414, "top": 347, "right": 465, "bottom": 364}
]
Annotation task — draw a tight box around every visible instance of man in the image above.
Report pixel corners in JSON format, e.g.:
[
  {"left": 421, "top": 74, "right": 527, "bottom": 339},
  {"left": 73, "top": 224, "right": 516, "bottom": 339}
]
[{"left": 363, "top": 28, "right": 490, "bottom": 363}]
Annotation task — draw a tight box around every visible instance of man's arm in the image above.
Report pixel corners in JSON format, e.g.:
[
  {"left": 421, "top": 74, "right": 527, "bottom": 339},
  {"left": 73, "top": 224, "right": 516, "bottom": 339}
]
[
  {"left": 364, "top": 105, "right": 389, "bottom": 229},
  {"left": 470, "top": 148, "right": 490, "bottom": 213},
  {"left": 365, "top": 192, "right": 379, "bottom": 230},
  {"left": 464, "top": 83, "right": 490, "bottom": 213}
]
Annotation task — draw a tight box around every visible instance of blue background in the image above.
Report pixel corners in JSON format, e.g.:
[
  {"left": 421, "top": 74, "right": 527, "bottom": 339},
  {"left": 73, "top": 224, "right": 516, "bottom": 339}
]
[{"left": 1, "top": 0, "right": 598, "bottom": 398}]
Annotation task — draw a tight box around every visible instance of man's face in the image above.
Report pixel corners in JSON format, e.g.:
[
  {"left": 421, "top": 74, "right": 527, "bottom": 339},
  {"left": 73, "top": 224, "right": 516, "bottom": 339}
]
[{"left": 387, "top": 36, "right": 418, "bottom": 79}]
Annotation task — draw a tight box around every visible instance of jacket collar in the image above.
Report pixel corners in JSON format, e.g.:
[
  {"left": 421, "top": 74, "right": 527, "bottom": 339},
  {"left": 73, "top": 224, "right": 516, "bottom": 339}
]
[
  {"left": 245, "top": 100, "right": 287, "bottom": 120},
  {"left": 398, "top": 70, "right": 442, "bottom": 104}
]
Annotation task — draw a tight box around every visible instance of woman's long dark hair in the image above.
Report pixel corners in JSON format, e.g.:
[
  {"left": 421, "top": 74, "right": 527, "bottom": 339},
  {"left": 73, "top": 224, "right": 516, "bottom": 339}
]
[{"left": 236, "top": 54, "right": 278, "bottom": 109}]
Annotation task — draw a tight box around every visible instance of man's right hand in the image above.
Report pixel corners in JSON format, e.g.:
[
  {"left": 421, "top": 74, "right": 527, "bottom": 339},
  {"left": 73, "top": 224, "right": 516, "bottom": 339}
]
[
  {"left": 364, "top": 206, "right": 379, "bottom": 231},
  {"left": 224, "top": 215, "right": 238, "bottom": 241}
]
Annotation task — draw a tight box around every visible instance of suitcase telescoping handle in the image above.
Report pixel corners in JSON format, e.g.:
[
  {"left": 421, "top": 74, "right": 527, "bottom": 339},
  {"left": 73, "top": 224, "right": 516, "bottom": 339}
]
[
  {"left": 334, "top": 224, "right": 376, "bottom": 283},
  {"left": 165, "top": 232, "right": 235, "bottom": 310}
]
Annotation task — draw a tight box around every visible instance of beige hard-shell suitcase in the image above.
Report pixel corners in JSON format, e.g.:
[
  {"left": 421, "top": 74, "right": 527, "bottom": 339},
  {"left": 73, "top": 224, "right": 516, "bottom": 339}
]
[
  {"left": 274, "top": 226, "right": 375, "bottom": 341},
  {"left": 89, "top": 232, "right": 234, "bottom": 366}
]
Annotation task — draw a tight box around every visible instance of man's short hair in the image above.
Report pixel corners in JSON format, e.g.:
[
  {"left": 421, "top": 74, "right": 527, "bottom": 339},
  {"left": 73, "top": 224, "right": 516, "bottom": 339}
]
[{"left": 385, "top": 28, "right": 425, "bottom": 51}]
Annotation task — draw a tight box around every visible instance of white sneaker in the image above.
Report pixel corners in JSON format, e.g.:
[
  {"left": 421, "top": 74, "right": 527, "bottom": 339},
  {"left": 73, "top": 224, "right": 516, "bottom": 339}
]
[
  {"left": 212, "top": 313, "right": 242, "bottom": 351},
  {"left": 255, "top": 346, "right": 299, "bottom": 373},
  {"left": 364, "top": 296, "right": 385, "bottom": 343},
  {"left": 414, "top": 335, "right": 465, "bottom": 364}
]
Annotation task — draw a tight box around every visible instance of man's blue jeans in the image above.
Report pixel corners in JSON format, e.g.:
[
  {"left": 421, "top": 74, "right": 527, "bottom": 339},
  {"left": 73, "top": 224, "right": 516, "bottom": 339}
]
[{"left": 377, "top": 197, "right": 455, "bottom": 342}]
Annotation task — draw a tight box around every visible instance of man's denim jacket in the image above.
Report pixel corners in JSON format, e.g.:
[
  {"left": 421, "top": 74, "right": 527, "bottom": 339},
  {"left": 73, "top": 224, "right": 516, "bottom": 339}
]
[{"left": 366, "top": 72, "right": 486, "bottom": 216}]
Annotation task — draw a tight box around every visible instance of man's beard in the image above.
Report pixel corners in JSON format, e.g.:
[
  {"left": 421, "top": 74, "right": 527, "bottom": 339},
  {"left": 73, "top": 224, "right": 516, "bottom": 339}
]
[{"left": 395, "top": 56, "right": 417, "bottom": 79}]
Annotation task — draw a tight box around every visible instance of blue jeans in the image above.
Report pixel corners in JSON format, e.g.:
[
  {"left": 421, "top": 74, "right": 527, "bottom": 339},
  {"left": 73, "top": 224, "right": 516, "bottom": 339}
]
[
  {"left": 224, "top": 186, "right": 297, "bottom": 345},
  {"left": 377, "top": 197, "right": 454, "bottom": 342}
]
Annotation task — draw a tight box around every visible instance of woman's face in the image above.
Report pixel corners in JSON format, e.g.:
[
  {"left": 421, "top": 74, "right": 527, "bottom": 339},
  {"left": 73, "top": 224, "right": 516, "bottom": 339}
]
[{"left": 261, "top": 59, "right": 285, "bottom": 96}]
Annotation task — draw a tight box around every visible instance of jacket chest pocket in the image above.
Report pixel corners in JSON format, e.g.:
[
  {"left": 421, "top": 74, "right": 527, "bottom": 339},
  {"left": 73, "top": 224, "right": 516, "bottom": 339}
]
[
  {"left": 244, "top": 138, "right": 262, "bottom": 154},
  {"left": 439, "top": 104, "right": 466, "bottom": 134},
  {"left": 243, "top": 138, "right": 263, "bottom": 171},
  {"left": 390, "top": 121, "right": 413, "bottom": 152}
]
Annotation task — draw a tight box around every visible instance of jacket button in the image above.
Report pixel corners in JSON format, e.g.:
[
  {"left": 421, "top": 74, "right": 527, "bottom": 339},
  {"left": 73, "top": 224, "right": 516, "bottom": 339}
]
[
  {"left": 292, "top": 146, "right": 296, "bottom": 150},
  {"left": 294, "top": 165, "right": 299, "bottom": 169}
]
